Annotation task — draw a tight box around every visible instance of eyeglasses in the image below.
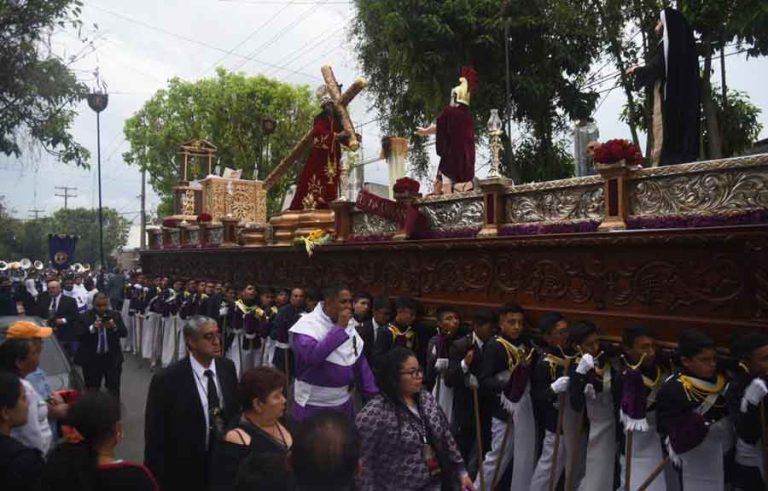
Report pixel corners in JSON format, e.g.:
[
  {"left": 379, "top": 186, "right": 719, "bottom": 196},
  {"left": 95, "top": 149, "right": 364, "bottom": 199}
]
[
  {"left": 202, "top": 332, "right": 222, "bottom": 342},
  {"left": 399, "top": 368, "right": 424, "bottom": 379}
]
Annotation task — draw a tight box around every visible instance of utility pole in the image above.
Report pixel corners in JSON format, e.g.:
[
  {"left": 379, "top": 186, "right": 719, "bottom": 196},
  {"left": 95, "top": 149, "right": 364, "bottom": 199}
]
[
  {"left": 140, "top": 168, "right": 147, "bottom": 249},
  {"left": 54, "top": 186, "right": 78, "bottom": 209},
  {"left": 29, "top": 209, "right": 45, "bottom": 220}
]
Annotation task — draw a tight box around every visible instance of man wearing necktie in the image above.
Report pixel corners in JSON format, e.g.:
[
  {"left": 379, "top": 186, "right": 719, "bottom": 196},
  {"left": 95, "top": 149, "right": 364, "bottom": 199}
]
[
  {"left": 144, "top": 315, "right": 238, "bottom": 491},
  {"left": 75, "top": 293, "right": 127, "bottom": 398},
  {"left": 35, "top": 280, "right": 79, "bottom": 357}
]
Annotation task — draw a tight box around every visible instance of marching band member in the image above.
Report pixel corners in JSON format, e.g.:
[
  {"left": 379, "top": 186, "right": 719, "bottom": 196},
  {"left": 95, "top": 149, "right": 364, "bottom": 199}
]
[
  {"left": 529, "top": 312, "right": 573, "bottom": 491},
  {"left": 229, "top": 285, "right": 259, "bottom": 378},
  {"left": 373, "top": 296, "right": 426, "bottom": 368},
  {"left": 474, "top": 303, "right": 536, "bottom": 491},
  {"left": 618, "top": 325, "right": 672, "bottom": 491},
  {"left": 425, "top": 305, "right": 462, "bottom": 426},
  {"left": 657, "top": 329, "right": 734, "bottom": 490},
  {"left": 728, "top": 331, "right": 768, "bottom": 489},
  {"left": 567, "top": 321, "right": 618, "bottom": 491},
  {"left": 141, "top": 277, "right": 163, "bottom": 368}
]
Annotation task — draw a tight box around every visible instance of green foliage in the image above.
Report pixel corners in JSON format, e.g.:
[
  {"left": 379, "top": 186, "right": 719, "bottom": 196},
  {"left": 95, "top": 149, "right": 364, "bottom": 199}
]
[
  {"left": 122, "top": 69, "right": 316, "bottom": 218},
  {"left": 704, "top": 87, "right": 763, "bottom": 158},
  {"left": 0, "top": 0, "right": 90, "bottom": 166},
  {"left": 352, "top": 0, "right": 600, "bottom": 182},
  {"left": 0, "top": 205, "right": 130, "bottom": 267},
  {"left": 509, "top": 137, "right": 575, "bottom": 183}
]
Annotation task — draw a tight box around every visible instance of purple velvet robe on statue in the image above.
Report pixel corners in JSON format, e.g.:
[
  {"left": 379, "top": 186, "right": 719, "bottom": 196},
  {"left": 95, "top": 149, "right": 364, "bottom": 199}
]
[{"left": 289, "top": 302, "right": 378, "bottom": 421}]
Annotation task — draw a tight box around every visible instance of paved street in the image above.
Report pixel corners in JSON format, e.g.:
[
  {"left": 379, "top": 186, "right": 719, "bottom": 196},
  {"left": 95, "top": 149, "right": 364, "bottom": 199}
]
[{"left": 118, "top": 353, "right": 155, "bottom": 462}]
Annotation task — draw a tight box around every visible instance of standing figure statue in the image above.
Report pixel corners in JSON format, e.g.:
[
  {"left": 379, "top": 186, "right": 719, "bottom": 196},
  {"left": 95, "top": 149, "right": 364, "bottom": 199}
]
[
  {"left": 628, "top": 7, "right": 700, "bottom": 166},
  {"left": 416, "top": 66, "right": 478, "bottom": 195},
  {"left": 289, "top": 86, "right": 355, "bottom": 210}
]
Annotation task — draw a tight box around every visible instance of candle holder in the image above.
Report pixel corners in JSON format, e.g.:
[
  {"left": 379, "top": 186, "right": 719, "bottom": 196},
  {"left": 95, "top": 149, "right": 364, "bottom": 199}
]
[{"left": 487, "top": 109, "right": 503, "bottom": 179}]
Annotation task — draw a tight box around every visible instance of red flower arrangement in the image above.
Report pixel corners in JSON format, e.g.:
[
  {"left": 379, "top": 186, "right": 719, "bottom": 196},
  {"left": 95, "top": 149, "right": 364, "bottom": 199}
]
[
  {"left": 592, "top": 139, "right": 644, "bottom": 167},
  {"left": 197, "top": 213, "right": 212, "bottom": 223},
  {"left": 393, "top": 177, "right": 420, "bottom": 195}
]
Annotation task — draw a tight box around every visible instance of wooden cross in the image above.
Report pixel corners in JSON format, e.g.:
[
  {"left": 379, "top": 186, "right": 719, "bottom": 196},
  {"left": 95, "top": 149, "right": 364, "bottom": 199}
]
[{"left": 263, "top": 65, "right": 366, "bottom": 190}]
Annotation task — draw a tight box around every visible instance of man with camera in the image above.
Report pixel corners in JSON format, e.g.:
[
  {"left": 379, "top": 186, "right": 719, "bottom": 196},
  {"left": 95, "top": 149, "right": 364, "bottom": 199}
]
[{"left": 75, "top": 292, "right": 127, "bottom": 398}]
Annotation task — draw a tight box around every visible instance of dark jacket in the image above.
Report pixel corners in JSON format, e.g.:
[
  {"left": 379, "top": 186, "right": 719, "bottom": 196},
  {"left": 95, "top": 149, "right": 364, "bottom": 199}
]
[
  {"left": 144, "top": 356, "right": 239, "bottom": 491},
  {"left": 0, "top": 434, "right": 44, "bottom": 491},
  {"left": 35, "top": 292, "right": 79, "bottom": 342},
  {"left": 74, "top": 309, "right": 128, "bottom": 367}
]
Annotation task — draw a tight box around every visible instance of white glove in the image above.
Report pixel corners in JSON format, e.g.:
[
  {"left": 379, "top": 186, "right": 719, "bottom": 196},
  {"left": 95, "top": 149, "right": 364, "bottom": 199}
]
[
  {"left": 495, "top": 370, "right": 511, "bottom": 384},
  {"left": 575, "top": 353, "right": 595, "bottom": 375},
  {"left": 435, "top": 358, "right": 449, "bottom": 372},
  {"left": 742, "top": 378, "right": 768, "bottom": 412},
  {"left": 219, "top": 306, "right": 229, "bottom": 316},
  {"left": 550, "top": 376, "right": 570, "bottom": 394},
  {"left": 468, "top": 374, "right": 479, "bottom": 390},
  {"left": 584, "top": 383, "right": 596, "bottom": 400}
]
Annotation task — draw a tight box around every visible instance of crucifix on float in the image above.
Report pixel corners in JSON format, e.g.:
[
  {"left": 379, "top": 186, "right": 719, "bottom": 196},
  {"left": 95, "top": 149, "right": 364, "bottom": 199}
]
[{"left": 264, "top": 65, "right": 366, "bottom": 210}]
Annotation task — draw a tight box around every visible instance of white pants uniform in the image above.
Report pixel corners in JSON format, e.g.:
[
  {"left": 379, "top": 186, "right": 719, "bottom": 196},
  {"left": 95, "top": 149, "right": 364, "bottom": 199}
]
[
  {"left": 679, "top": 417, "right": 734, "bottom": 491},
  {"left": 160, "top": 315, "right": 178, "bottom": 367},
  {"left": 578, "top": 390, "right": 616, "bottom": 491},
  {"left": 432, "top": 375, "right": 454, "bottom": 426},
  {"left": 529, "top": 429, "right": 567, "bottom": 491},
  {"left": 226, "top": 330, "right": 245, "bottom": 378},
  {"left": 474, "top": 416, "right": 515, "bottom": 490},
  {"left": 142, "top": 313, "right": 159, "bottom": 360},
  {"left": 120, "top": 299, "right": 132, "bottom": 352},
  {"left": 621, "top": 412, "right": 673, "bottom": 491}
]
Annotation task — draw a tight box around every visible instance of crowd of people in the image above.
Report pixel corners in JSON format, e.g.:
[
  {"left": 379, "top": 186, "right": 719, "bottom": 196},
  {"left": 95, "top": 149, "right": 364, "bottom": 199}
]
[{"left": 1, "top": 268, "right": 768, "bottom": 491}]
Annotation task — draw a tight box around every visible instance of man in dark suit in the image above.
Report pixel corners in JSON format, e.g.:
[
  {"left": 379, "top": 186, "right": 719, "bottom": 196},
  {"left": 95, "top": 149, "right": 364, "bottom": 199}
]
[
  {"left": 356, "top": 296, "right": 392, "bottom": 368},
  {"left": 36, "top": 280, "right": 79, "bottom": 356},
  {"left": 270, "top": 287, "right": 305, "bottom": 376},
  {"left": 144, "top": 315, "right": 238, "bottom": 491},
  {"left": 74, "top": 292, "right": 127, "bottom": 398},
  {"left": 445, "top": 309, "right": 497, "bottom": 475}
]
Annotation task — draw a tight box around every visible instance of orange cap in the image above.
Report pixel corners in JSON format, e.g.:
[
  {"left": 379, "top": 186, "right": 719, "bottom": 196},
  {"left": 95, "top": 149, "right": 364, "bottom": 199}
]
[{"left": 6, "top": 320, "right": 53, "bottom": 339}]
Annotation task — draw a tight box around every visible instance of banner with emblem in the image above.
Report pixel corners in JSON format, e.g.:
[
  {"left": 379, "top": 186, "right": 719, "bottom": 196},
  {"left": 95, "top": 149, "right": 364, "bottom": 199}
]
[{"left": 48, "top": 234, "right": 77, "bottom": 271}]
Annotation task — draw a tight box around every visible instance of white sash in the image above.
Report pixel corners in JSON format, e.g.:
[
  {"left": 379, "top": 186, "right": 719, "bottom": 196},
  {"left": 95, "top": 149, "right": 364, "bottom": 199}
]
[
  {"left": 679, "top": 417, "right": 734, "bottom": 491},
  {"left": 293, "top": 379, "right": 350, "bottom": 408}
]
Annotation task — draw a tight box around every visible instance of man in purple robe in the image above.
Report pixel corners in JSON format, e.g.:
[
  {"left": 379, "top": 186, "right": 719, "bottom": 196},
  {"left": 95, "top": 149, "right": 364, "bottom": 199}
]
[{"left": 289, "top": 285, "right": 378, "bottom": 421}]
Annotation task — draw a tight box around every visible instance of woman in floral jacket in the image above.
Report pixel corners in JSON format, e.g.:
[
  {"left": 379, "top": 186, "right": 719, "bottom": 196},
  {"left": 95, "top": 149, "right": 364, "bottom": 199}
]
[{"left": 355, "top": 347, "right": 474, "bottom": 491}]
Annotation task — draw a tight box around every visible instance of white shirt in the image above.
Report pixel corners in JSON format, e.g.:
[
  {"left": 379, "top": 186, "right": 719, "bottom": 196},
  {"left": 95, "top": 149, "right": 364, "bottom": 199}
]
[
  {"left": 189, "top": 355, "right": 222, "bottom": 448},
  {"left": 24, "top": 278, "right": 38, "bottom": 299},
  {"left": 11, "top": 379, "right": 52, "bottom": 455},
  {"left": 49, "top": 294, "right": 66, "bottom": 324},
  {"left": 372, "top": 318, "right": 384, "bottom": 344}
]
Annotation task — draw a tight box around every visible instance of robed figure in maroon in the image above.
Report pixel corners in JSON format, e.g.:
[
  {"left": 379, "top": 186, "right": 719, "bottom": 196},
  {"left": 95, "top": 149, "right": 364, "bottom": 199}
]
[
  {"left": 289, "top": 102, "right": 351, "bottom": 210},
  {"left": 416, "top": 66, "right": 478, "bottom": 195}
]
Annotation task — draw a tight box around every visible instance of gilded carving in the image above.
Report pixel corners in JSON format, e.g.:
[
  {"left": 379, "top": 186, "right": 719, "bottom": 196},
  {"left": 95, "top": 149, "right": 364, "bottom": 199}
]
[{"left": 506, "top": 186, "right": 604, "bottom": 223}]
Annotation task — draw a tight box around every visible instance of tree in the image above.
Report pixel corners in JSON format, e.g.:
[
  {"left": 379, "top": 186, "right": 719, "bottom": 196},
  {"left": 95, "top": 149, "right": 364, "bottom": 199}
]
[
  {"left": 352, "top": 0, "right": 602, "bottom": 183},
  {"left": 123, "top": 69, "right": 317, "bottom": 218},
  {"left": 0, "top": 0, "right": 90, "bottom": 166},
  {"left": 0, "top": 206, "right": 129, "bottom": 268},
  {"left": 704, "top": 87, "right": 763, "bottom": 158}
]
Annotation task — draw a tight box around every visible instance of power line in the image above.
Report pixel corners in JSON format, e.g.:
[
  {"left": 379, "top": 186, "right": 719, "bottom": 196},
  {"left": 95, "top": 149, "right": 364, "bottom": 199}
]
[
  {"left": 29, "top": 209, "right": 45, "bottom": 219},
  {"left": 263, "top": 23, "right": 349, "bottom": 78},
  {"left": 197, "top": 0, "right": 297, "bottom": 78},
  {"left": 85, "top": 3, "right": 320, "bottom": 81},
  {"left": 230, "top": 0, "right": 328, "bottom": 72},
  {"left": 54, "top": 186, "right": 78, "bottom": 209}
]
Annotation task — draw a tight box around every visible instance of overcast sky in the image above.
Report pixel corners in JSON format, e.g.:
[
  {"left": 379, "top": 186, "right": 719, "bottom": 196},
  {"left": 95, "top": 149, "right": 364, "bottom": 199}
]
[{"left": 1, "top": 0, "right": 767, "bottom": 248}]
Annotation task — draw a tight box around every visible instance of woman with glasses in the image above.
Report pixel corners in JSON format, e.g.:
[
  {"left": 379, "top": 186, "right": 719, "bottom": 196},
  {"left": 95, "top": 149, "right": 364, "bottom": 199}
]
[{"left": 356, "top": 347, "right": 474, "bottom": 491}]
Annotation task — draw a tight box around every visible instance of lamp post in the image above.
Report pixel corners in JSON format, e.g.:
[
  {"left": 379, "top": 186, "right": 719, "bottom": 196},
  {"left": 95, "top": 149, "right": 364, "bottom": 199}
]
[
  {"left": 261, "top": 117, "right": 277, "bottom": 180},
  {"left": 487, "top": 109, "right": 503, "bottom": 179},
  {"left": 87, "top": 90, "right": 108, "bottom": 269}
]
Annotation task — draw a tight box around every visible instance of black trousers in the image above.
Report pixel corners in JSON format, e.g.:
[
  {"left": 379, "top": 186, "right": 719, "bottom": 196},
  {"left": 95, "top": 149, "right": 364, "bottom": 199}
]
[
  {"left": 83, "top": 355, "right": 122, "bottom": 399},
  {"left": 733, "top": 463, "right": 764, "bottom": 491},
  {"left": 272, "top": 347, "right": 294, "bottom": 377},
  {"left": 110, "top": 298, "right": 123, "bottom": 311}
]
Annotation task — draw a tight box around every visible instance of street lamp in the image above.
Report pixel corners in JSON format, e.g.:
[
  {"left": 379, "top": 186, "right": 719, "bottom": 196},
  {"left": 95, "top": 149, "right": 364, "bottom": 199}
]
[
  {"left": 87, "top": 89, "right": 108, "bottom": 270},
  {"left": 261, "top": 117, "right": 277, "bottom": 179}
]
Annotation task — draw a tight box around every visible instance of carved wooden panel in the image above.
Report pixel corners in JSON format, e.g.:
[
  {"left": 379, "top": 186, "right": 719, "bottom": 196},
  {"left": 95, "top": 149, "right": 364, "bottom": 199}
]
[{"left": 142, "top": 225, "right": 768, "bottom": 344}]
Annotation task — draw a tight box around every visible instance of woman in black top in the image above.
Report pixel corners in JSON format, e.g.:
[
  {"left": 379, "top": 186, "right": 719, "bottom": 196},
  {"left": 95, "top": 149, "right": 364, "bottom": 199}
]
[
  {"left": 0, "top": 372, "right": 44, "bottom": 491},
  {"left": 40, "top": 392, "right": 158, "bottom": 491},
  {"left": 211, "top": 366, "right": 293, "bottom": 491}
]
